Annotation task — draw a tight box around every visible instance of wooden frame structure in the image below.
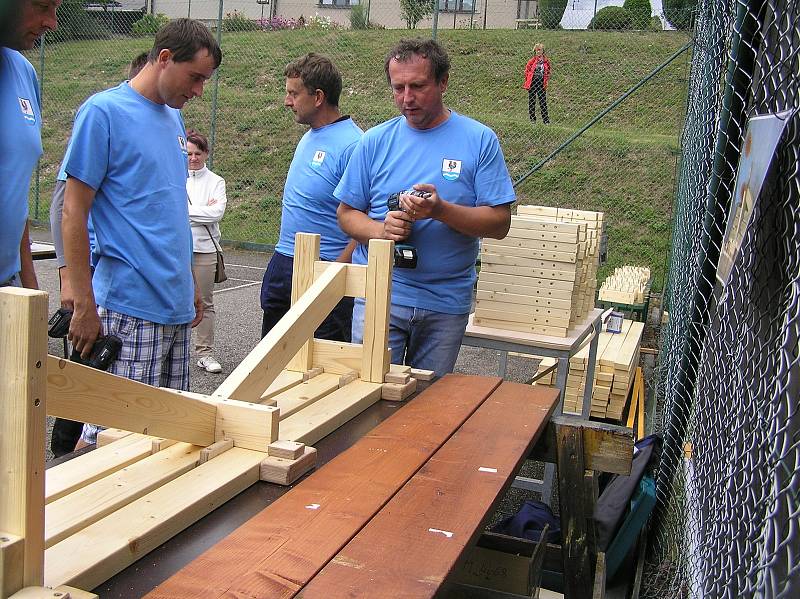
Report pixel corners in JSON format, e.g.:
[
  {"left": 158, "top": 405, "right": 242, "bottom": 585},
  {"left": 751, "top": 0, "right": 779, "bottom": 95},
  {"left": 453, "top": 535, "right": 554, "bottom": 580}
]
[{"left": 0, "top": 235, "right": 397, "bottom": 597}]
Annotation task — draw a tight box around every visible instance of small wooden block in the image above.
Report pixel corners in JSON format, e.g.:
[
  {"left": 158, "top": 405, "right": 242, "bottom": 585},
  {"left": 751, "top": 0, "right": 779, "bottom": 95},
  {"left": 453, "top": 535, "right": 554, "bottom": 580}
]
[
  {"left": 9, "top": 586, "right": 99, "bottom": 599},
  {"left": 338, "top": 370, "right": 359, "bottom": 388},
  {"left": 302, "top": 367, "right": 324, "bottom": 382},
  {"left": 383, "top": 371, "right": 411, "bottom": 385},
  {"left": 389, "top": 364, "right": 412, "bottom": 374},
  {"left": 95, "top": 428, "right": 131, "bottom": 447},
  {"left": 259, "top": 446, "right": 317, "bottom": 485},
  {"left": 1, "top": 533, "right": 23, "bottom": 598},
  {"left": 268, "top": 440, "right": 305, "bottom": 460},
  {"left": 381, "top": 377, "right": 418, "bottom": 401},
  {"left": 199, "top": 438, "right": 234, "bottom": 464},
  {"left": 409, "top": 367, "right": 434, "bottom": 381},
  {"left": 151, "top": 438, "right": 177, "bottom": 453}
]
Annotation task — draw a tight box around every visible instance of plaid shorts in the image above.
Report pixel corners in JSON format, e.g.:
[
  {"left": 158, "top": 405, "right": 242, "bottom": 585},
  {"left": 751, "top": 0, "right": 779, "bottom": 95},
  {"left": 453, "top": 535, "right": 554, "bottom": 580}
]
[{"left": 81, "top": 307, "right": 191, "bottom": 444}]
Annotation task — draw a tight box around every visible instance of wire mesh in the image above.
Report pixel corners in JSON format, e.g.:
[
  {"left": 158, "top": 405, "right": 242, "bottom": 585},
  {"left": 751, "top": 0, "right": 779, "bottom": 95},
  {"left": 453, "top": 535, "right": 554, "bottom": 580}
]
[
  {"left": 647, "top": 0, "right": 800, "bottom": 597},
  {"left": 26, "top": 0, "right": 692, "bottom": 291}
]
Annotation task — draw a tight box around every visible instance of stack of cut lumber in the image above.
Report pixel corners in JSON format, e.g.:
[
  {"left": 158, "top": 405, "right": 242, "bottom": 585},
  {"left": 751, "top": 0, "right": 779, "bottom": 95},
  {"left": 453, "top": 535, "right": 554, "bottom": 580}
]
[
  {"left": 531, "top": 356, "right": 557, "bottom": 386},
  {"left": 564, "top": 319, "right": 644, "bottom": 420},
  {"left": 598, "top": 265, "right": 651, "bottom": 304},
  {"left": 474, "top": 206, "right": 604, "bottom": 337}
]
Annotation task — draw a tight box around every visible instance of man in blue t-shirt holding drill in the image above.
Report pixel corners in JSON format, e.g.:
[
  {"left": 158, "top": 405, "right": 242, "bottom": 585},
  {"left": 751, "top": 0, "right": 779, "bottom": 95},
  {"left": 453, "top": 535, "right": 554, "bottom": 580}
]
[{"left": 335, "top": 38, "right": 516, "bottom": 377}]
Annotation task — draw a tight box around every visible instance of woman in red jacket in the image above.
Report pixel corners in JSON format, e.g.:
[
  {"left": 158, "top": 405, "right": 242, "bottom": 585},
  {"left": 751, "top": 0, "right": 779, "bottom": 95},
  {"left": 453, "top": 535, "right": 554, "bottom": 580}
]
[{"left": 523, "top": 43, "right": 551, "bottom": 124}]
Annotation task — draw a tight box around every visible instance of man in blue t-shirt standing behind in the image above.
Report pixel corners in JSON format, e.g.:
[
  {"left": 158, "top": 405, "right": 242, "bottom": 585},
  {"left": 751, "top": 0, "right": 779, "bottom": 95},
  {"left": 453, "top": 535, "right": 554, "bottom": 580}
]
[
  {"left": 336, "top": 38, "right": 515, "bottom": 377},
  {"left": 61, "top": 19, "right": 222, "bottom": 446},
  {"left": 260, "top": 53, "right": 362, "bottom": 341},
  {"left": 0, "top": 0, "right": 59, "bottom": 289}
]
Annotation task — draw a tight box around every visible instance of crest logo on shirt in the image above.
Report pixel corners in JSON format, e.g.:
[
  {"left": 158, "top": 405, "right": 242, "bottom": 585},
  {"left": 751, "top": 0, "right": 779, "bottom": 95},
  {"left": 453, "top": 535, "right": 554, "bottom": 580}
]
[
  {"left": 442, "top": 158, "right": 462, "bottom": 181},
  {"left": 18, "top": 97, "right": 36, "bottom": 125},
  {"left": 178, "top": 135, "right": 187, "bottom": 154},
  {"left": 311, "top": 150, "right": 326, "bottom": 169}
]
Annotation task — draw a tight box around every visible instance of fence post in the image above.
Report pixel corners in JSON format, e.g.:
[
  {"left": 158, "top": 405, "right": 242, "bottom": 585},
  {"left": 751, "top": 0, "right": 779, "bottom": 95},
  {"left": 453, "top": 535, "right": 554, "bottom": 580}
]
[
  {"left": 482, "top": 0, "right": 488, "bottom": 29},
  {"left": 208, "top": 0, "right": 224, "bottom": 171},
  {"left": 432, "top": 0, "right": 440, "bottom": 39}
]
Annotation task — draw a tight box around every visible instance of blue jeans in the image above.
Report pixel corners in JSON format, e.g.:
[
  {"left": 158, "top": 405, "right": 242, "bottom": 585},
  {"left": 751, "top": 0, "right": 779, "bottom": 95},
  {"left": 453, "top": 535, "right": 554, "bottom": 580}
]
[{"left": 352, "top": 299, "right": 468, "bottom": 378}]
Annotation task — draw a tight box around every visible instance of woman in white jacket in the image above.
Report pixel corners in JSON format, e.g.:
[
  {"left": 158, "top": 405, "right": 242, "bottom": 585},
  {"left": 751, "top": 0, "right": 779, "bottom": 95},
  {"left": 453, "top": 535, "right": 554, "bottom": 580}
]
[{"left": 186, "top": 130, "right": 227, "bottom": 373}]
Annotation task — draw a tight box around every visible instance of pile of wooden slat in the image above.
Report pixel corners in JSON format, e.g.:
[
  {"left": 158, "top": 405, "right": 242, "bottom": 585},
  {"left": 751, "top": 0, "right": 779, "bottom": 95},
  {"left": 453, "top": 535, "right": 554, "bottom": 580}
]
[
  {"left": 598, "top": 265, "right": 651, "bottom": 304},
  {"left": 565, "top": 319, "right": 644, "bottom": 420},
  {"left": 474, "top": 206, "right": 604, "bottom": 337}
]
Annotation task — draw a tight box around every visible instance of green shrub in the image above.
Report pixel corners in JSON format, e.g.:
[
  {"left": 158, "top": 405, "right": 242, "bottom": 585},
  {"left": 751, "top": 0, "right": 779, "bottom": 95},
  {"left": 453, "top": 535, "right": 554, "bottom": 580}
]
[
  {"left": 350, "top": 4, "right": 368, "bottom": 29},
  {"left": 131, "top": 13, "right": 169, "bottom": 36},
  {"left": 663, "top": 0, "right": 696, "bottom": 30},
  {"left": 399, "top": 0, "right": 434, "bottom": 29},
  {"left": 589, "top": 6, "right": 633, "bottom": 30},
  {"left": 539, "top": 0, "right": 568, "bottom": 29},
  {"left": 222, "top": 10, "right": 259, "bottom": 32},
  {"left": 623, "top": 0, "right": 651, "bottom": 29}
]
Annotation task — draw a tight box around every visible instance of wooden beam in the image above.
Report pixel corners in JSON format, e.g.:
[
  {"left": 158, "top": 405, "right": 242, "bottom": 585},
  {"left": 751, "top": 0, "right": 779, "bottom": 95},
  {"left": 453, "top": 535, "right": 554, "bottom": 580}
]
[
  {"left": 314, "top": 261, "right": 366, "bottom": 298},
  {"left": 0, "top": 288, "right": 48, "bottom": 590},
  {"left": 46, "top": 434, "right": 153, "bottom": 504},
  {"left": 259, "top": 370, "right": 304, "bottom": 403},
  {"left": 529, "top": 416, "right": 634, "bottom": 475},
  {"left": 47, "top": 357, "right": 216, "bottom": 446},
  {"left": 9, "top": 586, "right": 98, "bottom": 599},
  {"left": 360, "top": 240, "right": 393, "bottom": 383},
  {"left": 287, "top": 233, "right": 320, "bottom": 373},
  {"left": 272, "top": 373, "right": 340, "bottom": 420},
  {"left": 556, "top": 423, "right": 593, "bottom": 599},
  {"left": 1, "top": 533, "right": 24, "bottom": 598},
  {"left": 95, "top": 429, "right": 131, "bottom": 447},
  {"left": 45, "top": 443, "right": 201, "bottom": 548},
  {"left": 44, "top": 448, "right": 264, "bottom": 591},
  {"left": 214, "top": 399, "right": 279, "bottom": 452},
  {"left": 311, "top": 339, "right": 362, "bottom": 376},
  {"left": 214, "top": 262, "right": 347, "bottom": 403}
]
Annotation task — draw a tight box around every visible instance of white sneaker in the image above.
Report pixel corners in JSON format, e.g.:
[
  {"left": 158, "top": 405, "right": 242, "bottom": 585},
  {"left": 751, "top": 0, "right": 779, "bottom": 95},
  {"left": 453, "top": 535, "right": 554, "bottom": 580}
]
[{"left": 197, "top": 356, "right": 222, "bottom": 373}]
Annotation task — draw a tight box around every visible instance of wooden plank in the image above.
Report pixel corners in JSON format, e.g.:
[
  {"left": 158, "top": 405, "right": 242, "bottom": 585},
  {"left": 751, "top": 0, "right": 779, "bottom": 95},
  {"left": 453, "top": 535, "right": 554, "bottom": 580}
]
[
  {"left": 47, "top": 356, "right": 216, "bottom": 446},
  {"left": 44, "top": 448, "right": 264, "bottom": 591},
  {"left": 1, "top": 533, "right": 24, "bottom": 598},
  {"left": 481, "top": 252, "right": 577, "bottom": 276},
  {"left": 45, "top": 443, "right": 201, "bottom": 548},
  {"left": 279, "top": 380, "right": 383, "bottom": 445},
  {"left": 214, "top": 263, "right": 347, "bottom": 403},
  {"left": 474, "top": 307, "right": 571, "bottom": 328},
  {"left": 95, "top": 429, "right": 132, "bottom": 447},
  {"left": 360, "top": 240, "right": 393, "bottom": 383},
  {"left": 298, "top": 382, "right": 559, "bottom": 598},
  {"left": 473, "top": 317, "right": 568, "bottom": 337},
  {"left": 45, "top": 434, "right": 154, "bottom": 504},
  {"left": 259, "top": 370, "right": 304, "bottom": 403},
  {"left": 478, "top": 281, "right": 573, "bottom": 301},
  {"left": 215, "top": 399, "right": 279, "bottom": 452},
  {"left": 475, "top": 289, "right": 572, "bottom": 311},
  {"left": 146, "top": 375, "right": 503, "bottom": 599},
  {"left": 475, "top": 299, "right": 572, "bottom": 319},
  {"left": 556, "top": 423, "right": 593, "bottom": 599},
  {"left": 287, "top": 233, "right": 319, "bottom": 373},
  {"left": 272, "top": 373, "right": 340, "bottom": 420},
  {"left": 528, "top": 416, "right": 634, "bottom": 475},
  {"left": 1, "top": 288, "right": 48, "bottom": 589},
  {"left": 480, "top": 269, "right": 575, "bottom": 291},
  {"left": 509, "top": 216, "right": 581, "bottom": 235},
  {"left": 311, "top": 339, "right": 362, "bottom": 376},
  {"left": 199, "top": 439, "right": 234, "bottom": 464},
  {"left": 482, "top": 242, "right": 577, "bottom": 264},
  {"left": 314, "top": 261, "right": 366, "bottom": 298},
  {"left": 593, "top": 552, "right": 606, "bottom": 599},
  {"left": 10, "top": 586, "right": 98, "bottom": 599}
]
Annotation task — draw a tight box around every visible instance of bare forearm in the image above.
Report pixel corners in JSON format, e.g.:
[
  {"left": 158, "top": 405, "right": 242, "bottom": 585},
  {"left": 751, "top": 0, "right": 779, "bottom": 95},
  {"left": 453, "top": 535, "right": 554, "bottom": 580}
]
[
  {"left": 434, "top": 202, "right": 511, "bottom": 239},
  {"left": 335, "top": 239, "right": 358, "bottom": 263},
  {"left": 337, "top": 204, "right": 387, "bottom": 244},
  {"left": 19, "top": 221, "right": 38, "bottom": 289},
  {"left": 62, "top": 185, "right": 95, "bottom": 311}
]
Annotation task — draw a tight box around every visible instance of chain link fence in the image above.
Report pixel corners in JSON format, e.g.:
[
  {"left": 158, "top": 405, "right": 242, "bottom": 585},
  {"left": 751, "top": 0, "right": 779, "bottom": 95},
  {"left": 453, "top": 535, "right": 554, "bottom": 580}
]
[
  {"left": 27, "top": 0, "right": 692, "bottom": 291},
  {"left": 646, "top": 0, "right": 800, "bottom": 596}
]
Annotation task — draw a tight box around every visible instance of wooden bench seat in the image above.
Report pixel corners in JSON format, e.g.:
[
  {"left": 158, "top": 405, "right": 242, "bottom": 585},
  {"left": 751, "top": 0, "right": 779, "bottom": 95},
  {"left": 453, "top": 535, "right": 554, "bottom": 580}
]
[{"left": 148, "top": 375, "right": 558, "bottom": 599}]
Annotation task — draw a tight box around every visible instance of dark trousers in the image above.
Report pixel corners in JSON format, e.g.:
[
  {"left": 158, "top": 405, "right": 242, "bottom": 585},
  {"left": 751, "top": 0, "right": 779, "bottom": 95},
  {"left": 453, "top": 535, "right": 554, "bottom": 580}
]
[
  {"left": 51, "top": 418, "right": 84, "bottom": 457},
  {"left": 528, "top": 80, "right": 549, "bottom": 123},
  {"left": 260, "top": 251, "right": 354, "bottom": 341}
]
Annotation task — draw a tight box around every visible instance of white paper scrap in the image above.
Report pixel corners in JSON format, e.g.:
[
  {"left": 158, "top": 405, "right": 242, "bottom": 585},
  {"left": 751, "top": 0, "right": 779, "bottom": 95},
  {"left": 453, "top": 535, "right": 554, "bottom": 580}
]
[
  {"left": 428, "top": 528, "right": 454, "bottom": 538},
  {"left": 478, "top": 467, "right": 498, "bottom": 473},
  {"left": 305, "top": 503, "right": 321, "bottom": 510}
]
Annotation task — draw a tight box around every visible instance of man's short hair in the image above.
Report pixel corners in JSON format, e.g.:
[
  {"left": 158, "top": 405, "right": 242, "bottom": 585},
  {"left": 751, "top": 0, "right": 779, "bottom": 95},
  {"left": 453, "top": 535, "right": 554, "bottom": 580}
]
[
  {"left": 384, "top": 38, "right": 450, "bottom": 84},
  {"left": 149, "top": 18, "right": 222, "bottom": 69},
  {"left": 128, "top": 52, "right": 149, "bottom": 78},
  {"left": 284, "top": 53, "right": 342, "bottom": 107}
]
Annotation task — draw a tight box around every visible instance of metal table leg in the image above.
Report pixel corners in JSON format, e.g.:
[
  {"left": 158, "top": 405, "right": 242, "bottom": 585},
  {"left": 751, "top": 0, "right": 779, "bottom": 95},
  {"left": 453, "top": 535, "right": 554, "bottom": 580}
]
[{"left": 581, "top": 318, "right": 601, "bottom": 419}]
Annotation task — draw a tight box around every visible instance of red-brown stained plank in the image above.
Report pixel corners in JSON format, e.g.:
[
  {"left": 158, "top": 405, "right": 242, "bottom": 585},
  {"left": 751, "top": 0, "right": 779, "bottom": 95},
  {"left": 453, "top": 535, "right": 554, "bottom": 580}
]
[
  {"left": 147, "top": 374, "right": 502, "bottom": 599},
  {"left": 297, "top": 381, "right": 559, "bottom": 599}
]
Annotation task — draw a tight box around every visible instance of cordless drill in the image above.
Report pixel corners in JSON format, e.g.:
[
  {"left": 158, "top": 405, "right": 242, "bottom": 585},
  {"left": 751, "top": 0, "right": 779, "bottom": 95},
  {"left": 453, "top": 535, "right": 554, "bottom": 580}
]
[
  {"left": 386, "top": 189, "right": 430, "bottom": 269},
  {"left": 48, "top": 308, "right": 122, "bottom": 370}
]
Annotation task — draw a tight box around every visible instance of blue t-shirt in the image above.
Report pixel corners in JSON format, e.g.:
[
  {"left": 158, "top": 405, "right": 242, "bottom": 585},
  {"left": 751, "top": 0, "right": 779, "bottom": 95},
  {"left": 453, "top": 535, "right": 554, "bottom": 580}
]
[
  {"left": 335, "top": 111, "right": 515, "bottom": 314},
  {"left": 0, "top": 49, "right": 42, "bottom": 282},
  {"left": 62, "top": 82, "right": 194, "bottom": 325},
  {"left": 275, "top": 117, "right": 362, "bottom": 261}
]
